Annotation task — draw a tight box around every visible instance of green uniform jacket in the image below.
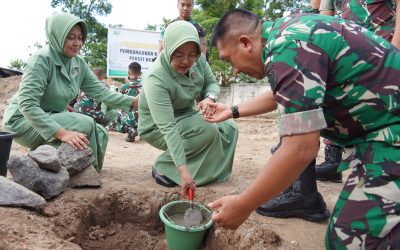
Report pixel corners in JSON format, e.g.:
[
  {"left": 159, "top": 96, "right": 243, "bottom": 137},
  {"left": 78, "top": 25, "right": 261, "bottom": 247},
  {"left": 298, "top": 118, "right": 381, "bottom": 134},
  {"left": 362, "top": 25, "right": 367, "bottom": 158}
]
[
  {"left": 3, "top": 13, "right": 133, "bottom": 170},
  {"left": 3, "top": 47, "right": 133, "bottom": 141},
  {"left": 139, "top": 21, "right": 237, "bottom": 185},
  {"left": 139, "top": 54, "right": 219, "bottom": 167}
]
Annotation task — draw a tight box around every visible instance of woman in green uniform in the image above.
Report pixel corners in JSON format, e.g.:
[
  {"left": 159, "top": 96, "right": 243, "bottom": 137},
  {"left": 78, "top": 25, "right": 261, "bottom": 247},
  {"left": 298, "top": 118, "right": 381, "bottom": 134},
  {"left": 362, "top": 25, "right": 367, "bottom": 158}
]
[
  {"left": 138, "top": 21, "right": 238, "bottom": 195},
  {"left": 2, "top": 13, "right": 135, "bottom": 171}
]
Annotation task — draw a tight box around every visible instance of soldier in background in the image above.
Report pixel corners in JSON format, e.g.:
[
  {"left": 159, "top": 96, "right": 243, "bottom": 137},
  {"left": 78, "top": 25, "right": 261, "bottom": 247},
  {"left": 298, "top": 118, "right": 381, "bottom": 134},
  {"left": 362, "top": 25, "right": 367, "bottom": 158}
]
[
  {"left": 316, "top": 0, "right": 400, "bottom": 182},
  {"left": 74, "top": 67, "right": 138, "bottom": 142},
  {"left": 121, "top": 62, "right": 142, "bottom": 122},
  {"left": 158, "top": 0, "right": 207, "bottom": 57}
]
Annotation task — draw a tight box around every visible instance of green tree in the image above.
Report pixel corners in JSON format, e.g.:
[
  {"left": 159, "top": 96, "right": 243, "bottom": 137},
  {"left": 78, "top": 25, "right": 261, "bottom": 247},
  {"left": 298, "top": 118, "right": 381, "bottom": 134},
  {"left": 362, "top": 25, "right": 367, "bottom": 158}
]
[
  {"left": 50, "top": 0, "right": 112, "bottom": 70},
  {"left": 8, "top": 59, "right": 26, "bottom": 71},
  {"left": 265, "top": 0, "right": 309, "bottom": 20},
  {"left": 194, "top": 0, "right": 310, "bottom": 86},
  {"left": 145, "top": 24, "right": 158, "bottom": 31},
  {"left": 194, "top": 0, "right": 266, "bottom": 86}
]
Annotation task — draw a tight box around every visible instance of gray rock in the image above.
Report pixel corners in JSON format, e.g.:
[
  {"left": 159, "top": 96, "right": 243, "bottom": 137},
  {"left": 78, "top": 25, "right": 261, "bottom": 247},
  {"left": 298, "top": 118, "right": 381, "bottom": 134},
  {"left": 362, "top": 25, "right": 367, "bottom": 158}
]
[
  {"left": 69, "top": 165, "right": 102, "bottom": 188},
  {"left": 57, "top": 143, "right": 95, "bottom": 175},
  {"left": 0, "top": 176, "right": 46, "bottom": 208},
  {"left": 28, "top": 145, "right": 61, "bottom": 172},
  {"left": 7, "top": 155, "right": 69, "bottom": 200}
]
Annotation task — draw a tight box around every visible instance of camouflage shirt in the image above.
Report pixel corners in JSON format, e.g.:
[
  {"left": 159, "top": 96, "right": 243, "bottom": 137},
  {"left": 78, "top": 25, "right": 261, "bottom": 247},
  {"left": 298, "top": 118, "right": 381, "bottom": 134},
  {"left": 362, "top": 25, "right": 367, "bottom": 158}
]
[
  {"left": 262, "top": 14, "right": 400, "bottom": 149},
  {"left": 120, "top": 78, "right": 142, "bottom": 97},
  {"left": 320, "top": 0, "right": 397, "bottom": 41}
]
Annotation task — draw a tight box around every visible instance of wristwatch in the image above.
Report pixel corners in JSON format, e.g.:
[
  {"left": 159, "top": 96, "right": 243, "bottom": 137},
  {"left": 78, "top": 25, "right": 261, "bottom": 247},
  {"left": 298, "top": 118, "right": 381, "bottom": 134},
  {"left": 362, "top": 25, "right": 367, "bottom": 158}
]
[
  {"left": 207, "top": 94, "right": 217, "bottom": 102},
  {"left": 231, "top": 105, "right": 240, "bottom": 119}
]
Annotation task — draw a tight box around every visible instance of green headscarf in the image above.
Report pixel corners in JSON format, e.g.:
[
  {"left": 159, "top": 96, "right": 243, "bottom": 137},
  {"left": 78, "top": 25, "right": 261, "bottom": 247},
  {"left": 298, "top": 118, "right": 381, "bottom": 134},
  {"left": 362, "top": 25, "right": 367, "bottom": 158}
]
[
  {"left": 163, "top": 20, "right": 201, "bottom": 62},
  {"left": 45, "top": 13, "right": 87, "bottom": 56}
]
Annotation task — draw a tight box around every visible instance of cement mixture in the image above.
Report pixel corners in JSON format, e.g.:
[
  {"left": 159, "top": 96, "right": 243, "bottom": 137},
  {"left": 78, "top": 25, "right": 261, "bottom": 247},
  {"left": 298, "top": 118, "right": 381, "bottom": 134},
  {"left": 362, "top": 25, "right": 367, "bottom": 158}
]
[{"left": 165, "top": 202, "right": 209, "bottom": 228}]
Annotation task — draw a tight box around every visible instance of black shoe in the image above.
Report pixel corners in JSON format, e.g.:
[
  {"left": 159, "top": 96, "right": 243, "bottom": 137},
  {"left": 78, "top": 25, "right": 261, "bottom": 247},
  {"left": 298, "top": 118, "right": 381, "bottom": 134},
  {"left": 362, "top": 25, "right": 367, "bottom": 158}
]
[
  {"left": 151, "top": 168, "right": 177, "bottom": 188},
  {"left": 316, "top": 145, "right": 343, "bottom": 183},
  {"left": 256, "top": 190, "right": 330, "bottom": 222},
  {"left": 315, "top": 164, "right": 342, "bottom": 183},
  {"left": 126, "top": 127, "right": 138, "bottom": 142}
]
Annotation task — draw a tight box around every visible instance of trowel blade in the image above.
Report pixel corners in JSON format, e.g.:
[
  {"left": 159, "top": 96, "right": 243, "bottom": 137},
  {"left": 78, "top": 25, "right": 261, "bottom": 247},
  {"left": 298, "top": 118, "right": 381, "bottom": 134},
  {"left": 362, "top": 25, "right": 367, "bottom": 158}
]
[{"left": 184, "top": 206, "right": 202, "bottom": 227}]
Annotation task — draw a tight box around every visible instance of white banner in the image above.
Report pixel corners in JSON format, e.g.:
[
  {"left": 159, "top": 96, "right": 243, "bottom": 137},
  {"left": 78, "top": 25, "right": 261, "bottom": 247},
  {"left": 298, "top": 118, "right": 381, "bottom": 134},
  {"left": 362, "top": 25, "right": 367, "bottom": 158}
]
[{"left": 107, "top": 27, "right": 160, "bottom": 78}]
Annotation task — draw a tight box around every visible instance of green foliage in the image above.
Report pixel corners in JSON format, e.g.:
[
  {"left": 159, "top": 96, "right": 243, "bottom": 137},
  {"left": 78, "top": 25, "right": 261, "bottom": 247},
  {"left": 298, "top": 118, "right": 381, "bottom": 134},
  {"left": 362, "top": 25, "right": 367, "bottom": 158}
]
[
  {"left": 192, "top": 0, "right": 311, "bottom": 86},
  {"left": 145, "top": 24, "right": 158, "bottom": 31},
  {"left": 50, "top": 0, "right": 112, "bottom": 70},
  {"left": 265, "top": 0, "right": 309, "bottom": 20},
  {"left": 194, "top": 0, "right": 266, "bottom": 86},
  {"left": 8, "top": 59, "right": 26, "bottom": 71}
]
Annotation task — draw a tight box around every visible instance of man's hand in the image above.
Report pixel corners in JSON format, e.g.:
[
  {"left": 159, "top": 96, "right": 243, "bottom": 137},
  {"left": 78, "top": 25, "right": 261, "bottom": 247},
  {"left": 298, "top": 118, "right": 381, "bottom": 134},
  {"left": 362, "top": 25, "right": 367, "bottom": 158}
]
[
  {"left": 208, "top": 194, "right": 253, "bottom": 230},
  {"left": 178, "top": 165, "right": 196, "bottom": 197},
  {"left": 203, "top": 102, "right": 232, "bottom": 122}
]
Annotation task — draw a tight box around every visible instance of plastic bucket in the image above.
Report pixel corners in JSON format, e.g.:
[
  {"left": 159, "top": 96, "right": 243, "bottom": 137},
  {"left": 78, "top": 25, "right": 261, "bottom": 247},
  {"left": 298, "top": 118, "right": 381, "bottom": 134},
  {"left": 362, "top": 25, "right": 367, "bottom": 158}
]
[
  {"left": 0, "top": 131, "right": 16, "bottom": 177},
  {"left": 159, "top": 200, "right": 213, "bottom": 250}
]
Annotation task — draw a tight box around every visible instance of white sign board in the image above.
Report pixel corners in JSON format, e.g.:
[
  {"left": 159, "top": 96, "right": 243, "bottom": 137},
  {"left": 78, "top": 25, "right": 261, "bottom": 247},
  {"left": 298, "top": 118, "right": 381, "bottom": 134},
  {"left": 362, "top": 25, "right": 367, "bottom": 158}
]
[{"left": 107, "top": 27, "right": 160, "bottom": 78}]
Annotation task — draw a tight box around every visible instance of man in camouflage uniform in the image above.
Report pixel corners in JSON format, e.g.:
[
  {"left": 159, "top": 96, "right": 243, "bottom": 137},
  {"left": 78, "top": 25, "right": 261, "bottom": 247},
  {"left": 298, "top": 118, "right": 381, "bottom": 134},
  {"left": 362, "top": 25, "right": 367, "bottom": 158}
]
[
  {"left": 317, "top": 0, "right": 400, "bottom": 182},
  {"left": 73, "top": 72, "right": 138, "bottom": 142},
  {"left": 158, "top": 0, "right": 208, "bottom": 57},
  {"left": 206, "top": 9, "right": 400, "bottom": 249},
  {"left": 73, "top": 69, "right": 113, "bottom": 127},
  {"left": 121, "top": 62, "right": 142, "bottom": 122},
  {"left": 73, "top": 89, "right": 110, "bottom": 127},
  {"left": 320, "top": 0, "right": 399, "bottom": 46},
  {"left": 108, "top": 62, "right": 142, "bottom": 142}
]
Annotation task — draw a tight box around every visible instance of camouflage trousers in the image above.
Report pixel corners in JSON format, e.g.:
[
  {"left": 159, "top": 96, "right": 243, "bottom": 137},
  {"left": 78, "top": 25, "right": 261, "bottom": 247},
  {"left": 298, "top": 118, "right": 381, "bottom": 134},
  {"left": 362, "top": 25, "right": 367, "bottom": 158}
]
[
  {"left": 326, "top": 142, "right": 400, "bottom": 249},
  {"left": 106, "top": 110, "right": 137, "bottom": 133}
]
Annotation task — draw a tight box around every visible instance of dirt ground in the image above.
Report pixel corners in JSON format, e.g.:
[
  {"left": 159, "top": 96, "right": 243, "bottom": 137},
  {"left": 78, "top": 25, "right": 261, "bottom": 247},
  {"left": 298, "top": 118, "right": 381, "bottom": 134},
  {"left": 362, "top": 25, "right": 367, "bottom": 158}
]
[{"left": 0, "top": 76, "right": 346, "bottom": 250}]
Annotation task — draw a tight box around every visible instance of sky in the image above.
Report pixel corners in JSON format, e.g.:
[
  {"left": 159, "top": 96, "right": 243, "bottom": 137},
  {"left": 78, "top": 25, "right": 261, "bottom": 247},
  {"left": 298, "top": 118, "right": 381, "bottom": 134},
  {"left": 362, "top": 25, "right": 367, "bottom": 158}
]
[{"left": 0, "top": 0, "right": 179, "bottom": 68}]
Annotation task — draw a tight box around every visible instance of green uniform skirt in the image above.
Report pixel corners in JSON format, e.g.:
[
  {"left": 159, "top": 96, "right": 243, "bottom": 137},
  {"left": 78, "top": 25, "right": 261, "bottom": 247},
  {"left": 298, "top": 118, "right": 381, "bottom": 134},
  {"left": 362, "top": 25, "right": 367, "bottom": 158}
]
[{"left": 143, "top": 113, "right": 238, "bottom": 186}]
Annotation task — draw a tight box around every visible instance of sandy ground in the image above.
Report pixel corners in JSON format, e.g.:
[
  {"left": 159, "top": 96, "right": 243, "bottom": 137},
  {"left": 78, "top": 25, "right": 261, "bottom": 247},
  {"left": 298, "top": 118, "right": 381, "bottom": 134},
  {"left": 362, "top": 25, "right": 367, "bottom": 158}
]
[{"left": 0, "top": 76, "right": 346, "bottom": 249}]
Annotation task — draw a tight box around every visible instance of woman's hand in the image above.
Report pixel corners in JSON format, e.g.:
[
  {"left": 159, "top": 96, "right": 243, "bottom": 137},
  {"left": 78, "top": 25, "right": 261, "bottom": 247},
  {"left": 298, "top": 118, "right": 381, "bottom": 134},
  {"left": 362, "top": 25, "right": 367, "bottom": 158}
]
[
  {"left": 195, "top": 97, "right": 215, "bottom": 118},
  {"left": 203, "top": 102, "right": 232, "bottom": 122},
  {"left": 178, "top": 165, "right": 196, "bottom": 197},
  {"left": 54, "top": 128, "right": 89, "bottom": 150}
]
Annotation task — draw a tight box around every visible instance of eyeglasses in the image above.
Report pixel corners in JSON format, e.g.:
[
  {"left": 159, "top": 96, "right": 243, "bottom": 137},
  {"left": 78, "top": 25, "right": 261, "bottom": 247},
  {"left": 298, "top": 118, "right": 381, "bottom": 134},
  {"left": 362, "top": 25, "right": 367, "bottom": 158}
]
[{"left": 171, "top": 53, "right": 200, "bottom": 62}]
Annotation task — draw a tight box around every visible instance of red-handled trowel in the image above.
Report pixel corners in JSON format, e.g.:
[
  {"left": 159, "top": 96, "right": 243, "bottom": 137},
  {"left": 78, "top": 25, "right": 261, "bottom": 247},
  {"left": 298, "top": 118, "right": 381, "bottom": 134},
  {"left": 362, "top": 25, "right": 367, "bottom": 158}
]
[{"left": 183, "top": 188, "right": 203, "bottom": 227}]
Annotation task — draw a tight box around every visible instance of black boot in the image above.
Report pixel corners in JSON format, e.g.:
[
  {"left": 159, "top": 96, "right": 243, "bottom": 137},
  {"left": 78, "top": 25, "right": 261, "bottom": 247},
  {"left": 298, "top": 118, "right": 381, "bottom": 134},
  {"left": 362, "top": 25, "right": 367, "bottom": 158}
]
[
  {"left": 125, "top": 127, "right": 138, "bottom": 142},
  {"left": 256, "top": 160, "right": 331, "bottom": 222},
  {"left": 315, "top": 145, "right": 342, "bottom": 183}
]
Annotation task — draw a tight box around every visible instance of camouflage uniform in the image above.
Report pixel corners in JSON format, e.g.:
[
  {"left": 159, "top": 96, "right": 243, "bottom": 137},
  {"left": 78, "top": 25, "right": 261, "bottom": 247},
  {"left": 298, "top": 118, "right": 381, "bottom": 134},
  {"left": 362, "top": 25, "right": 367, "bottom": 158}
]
[
  {"left": 74, "top": 84, "right": 136, "bottom": 135},
  {"left": 106, "top": 79, "right": 141, "bottom": 133},
  {"left": 320, "top": 0, "right": 397, "bottom": 41},
  {"left": 262, "top": 14, "right": 400, "bottom": 248},
  {"left": 120, "top": 78, "right": 142, "bottom": 122},
  {"left": 73, "top": 90, "right": 110, "bottom": 127},
  {"left": 106, "top": 110, "right": 137, "bottom": 134}
]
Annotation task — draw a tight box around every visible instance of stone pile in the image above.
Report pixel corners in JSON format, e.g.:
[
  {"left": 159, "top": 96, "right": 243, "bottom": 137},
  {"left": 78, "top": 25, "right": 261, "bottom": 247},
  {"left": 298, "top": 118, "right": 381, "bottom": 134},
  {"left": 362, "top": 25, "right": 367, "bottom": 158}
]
[{"left": 0, "top": 143, "right": 102, "bottom": 209}]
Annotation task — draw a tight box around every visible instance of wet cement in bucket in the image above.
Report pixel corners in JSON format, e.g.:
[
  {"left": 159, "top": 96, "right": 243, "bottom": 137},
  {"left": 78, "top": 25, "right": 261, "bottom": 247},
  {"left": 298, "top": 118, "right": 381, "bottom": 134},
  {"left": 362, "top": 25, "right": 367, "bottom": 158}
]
[
  {"left": 164, "top": 202, "right": 211, "bottom": 228},
  {"left": 183, "top": 205, "right": 203, "bottom": 227}
]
